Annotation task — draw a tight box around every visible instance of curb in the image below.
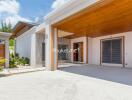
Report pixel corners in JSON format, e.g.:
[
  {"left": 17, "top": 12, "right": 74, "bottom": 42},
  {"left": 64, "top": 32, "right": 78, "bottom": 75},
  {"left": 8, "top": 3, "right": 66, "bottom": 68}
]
[{"left": 0, "top": 68, "right": 45, "bottom": 77}]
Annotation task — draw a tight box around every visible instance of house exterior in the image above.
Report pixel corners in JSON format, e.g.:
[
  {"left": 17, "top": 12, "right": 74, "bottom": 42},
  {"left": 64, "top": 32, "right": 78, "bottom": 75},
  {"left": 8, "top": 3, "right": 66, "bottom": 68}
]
[
  {"left": 0, "top": 32, "right": 11, "bottom": 68},
  {"left": 13, "top": 0, "right": 132, "bottom": 70},
  {"left": 12, "top": 22, "right": 45, "bottom": 67}
]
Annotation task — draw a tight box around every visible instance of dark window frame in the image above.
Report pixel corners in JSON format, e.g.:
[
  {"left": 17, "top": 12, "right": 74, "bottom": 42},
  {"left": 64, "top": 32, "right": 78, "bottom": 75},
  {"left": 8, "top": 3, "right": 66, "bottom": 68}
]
[{"left": 100, "top": 36, "right": 125, "bottom": 66}]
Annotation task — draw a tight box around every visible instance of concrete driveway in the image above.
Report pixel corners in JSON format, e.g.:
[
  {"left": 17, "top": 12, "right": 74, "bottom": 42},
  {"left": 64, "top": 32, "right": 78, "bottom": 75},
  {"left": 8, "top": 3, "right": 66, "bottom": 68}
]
[
  {"left": 59, "top": 64, "right": 132, "bottom": 86},
  {"left": 0, "top": 65, "right": 132, "bottom": 100}
]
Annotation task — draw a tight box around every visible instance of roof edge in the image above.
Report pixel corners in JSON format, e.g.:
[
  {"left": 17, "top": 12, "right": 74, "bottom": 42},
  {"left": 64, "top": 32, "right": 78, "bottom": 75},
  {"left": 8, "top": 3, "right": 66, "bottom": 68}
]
[
  {"left": 0, "top": 32, "right": 12, "bottom": 37},
  {"left": 44, "top": 0, "right": 100, "bottom": 24}
]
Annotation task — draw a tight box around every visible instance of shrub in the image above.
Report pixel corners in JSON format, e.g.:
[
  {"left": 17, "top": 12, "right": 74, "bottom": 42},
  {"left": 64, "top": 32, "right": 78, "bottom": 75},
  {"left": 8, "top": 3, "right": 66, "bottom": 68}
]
[
  {"left": 10, "top": 53, "right": 15, "bottom": 58},
  {"left": 19, "top": 57, "right": 30, "bottom": 66},
  {"left": 15, "top": 53, "right": 19, "bottom": 58},
  {"left": 19, "top": 57, "right": 25, "bottom": 66},
  {"left": 9, "top": 53, "right": 17, "bottom": 68},
  {"left": 0, "top": 58, "right": 7, "bottom": 71},
  {"left": 9, "top": 53, "right": 30, "bottom": 68},
  {"left": 24, "top": 57, "right": 30, "bottom": 65},
  {"left": 9, "top": 60, "right": 17, "bottom": 68}
]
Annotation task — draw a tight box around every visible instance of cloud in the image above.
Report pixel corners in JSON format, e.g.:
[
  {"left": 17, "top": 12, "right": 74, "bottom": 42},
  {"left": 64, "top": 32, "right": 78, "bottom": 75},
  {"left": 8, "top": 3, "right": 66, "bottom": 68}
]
[
  {"left": 5, "top": 15, "right": 31, "bottom": 27},
  {"left": 34, "top": 17, "right": 39, "bottom": 22},
  {"left": 51, "top": 0, "right": 70, "bottom": 9},
  {"left": 0, "top": 0, "right": 31, "bottom": 27},
  {"left": 0, "top": 0, "right": 19, "bottom": 14}
]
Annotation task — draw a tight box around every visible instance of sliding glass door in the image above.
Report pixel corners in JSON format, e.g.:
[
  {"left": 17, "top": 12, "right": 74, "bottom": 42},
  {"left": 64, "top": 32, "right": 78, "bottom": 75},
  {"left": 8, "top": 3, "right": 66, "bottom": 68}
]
[{"left": 101, "top": 38, "right": 123, "bottom": 64}]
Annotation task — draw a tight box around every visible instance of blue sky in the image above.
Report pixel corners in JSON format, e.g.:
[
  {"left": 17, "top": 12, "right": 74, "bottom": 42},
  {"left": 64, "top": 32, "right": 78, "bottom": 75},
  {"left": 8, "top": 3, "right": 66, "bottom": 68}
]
[
  {"left": 18, "top": 0, "right": 54, "bottom": 21},
  {"left": 0, "top": 0, "right": 69, "bottom": 26}
]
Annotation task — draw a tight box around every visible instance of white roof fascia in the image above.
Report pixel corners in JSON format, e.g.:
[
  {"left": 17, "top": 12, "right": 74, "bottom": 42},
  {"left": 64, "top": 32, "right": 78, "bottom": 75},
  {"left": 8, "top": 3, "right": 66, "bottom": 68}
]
[
  {"left": 44, "top": 0, "right": 100, "bottom": 24},
  {"left": 0, "top": 32, "right": 12, "bottom": 38},
  {"left": 36, "top": 23, "right": 46, "bottom": 33}
]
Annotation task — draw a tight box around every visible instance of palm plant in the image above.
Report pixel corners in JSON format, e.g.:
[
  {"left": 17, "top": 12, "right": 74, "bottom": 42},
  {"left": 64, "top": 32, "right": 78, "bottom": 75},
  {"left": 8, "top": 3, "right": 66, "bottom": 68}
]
[{"left": 0, "top": 20, "right": 12, "bottom": 32}]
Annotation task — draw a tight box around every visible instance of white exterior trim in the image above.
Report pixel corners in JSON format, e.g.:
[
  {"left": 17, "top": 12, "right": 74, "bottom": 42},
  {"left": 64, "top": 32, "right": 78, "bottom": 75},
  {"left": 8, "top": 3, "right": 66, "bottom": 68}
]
[{"left": 0, "top": 32, "right": 11, "bottom": 37}]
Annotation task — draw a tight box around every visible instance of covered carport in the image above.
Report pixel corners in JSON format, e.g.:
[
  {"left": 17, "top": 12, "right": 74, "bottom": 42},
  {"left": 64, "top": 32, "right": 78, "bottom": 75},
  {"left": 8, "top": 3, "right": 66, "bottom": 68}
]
[{"left": 44, "top": 0, "right": 132, "bottom": 70}]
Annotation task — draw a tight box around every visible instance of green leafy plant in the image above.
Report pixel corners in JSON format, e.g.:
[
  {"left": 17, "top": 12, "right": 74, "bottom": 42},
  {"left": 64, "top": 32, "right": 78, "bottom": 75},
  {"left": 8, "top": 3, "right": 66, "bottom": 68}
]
[
  {"left": 9, "top": 53, "right": 30, "bottom": 68},
  {"left": 0, "top": 58, "right": 7, "bottom": 71},
  {"left": 15, "top": 53, "right": 19, "bottom": 58},
  {"left": 24, "top": 57, "right": 30, "bottom": 65},
  {"left": 9, "top": 39, "right": 15, "bottom": 54},
  {"left": 9, "top": 58, "right": 17, "bottom": 68},
  {"left": 18, "top": 57, "right": 30, "bottom": 66},
  {"left": 9, "top": 53, "right": 17, "bottom": 68}
]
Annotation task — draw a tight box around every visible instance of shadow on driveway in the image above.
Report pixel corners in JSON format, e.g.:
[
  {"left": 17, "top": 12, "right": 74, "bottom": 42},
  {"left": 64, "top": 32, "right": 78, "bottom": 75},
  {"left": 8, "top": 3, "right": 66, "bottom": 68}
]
[{"left": 59, "top": 65, "right": 132, "bottom": 86}]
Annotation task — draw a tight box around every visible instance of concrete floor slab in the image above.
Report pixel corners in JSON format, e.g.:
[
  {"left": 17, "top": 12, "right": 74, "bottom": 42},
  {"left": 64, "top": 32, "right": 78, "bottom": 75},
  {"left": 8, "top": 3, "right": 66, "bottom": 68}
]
[
  {"left": 0, "top": 65, "right": 132, "bottom": 100},
  {"left": 59, "top": 64, "right": 132, "bottom": 86}
]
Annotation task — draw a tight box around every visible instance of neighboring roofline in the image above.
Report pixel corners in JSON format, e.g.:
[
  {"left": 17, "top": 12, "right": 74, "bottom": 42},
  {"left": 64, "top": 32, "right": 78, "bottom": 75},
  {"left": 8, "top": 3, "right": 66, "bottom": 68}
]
[
  {"left": 11, "top": 21, "right": 40, "bottom": 38},
  {"left": 44, "top": 0, "right": 100, "bottom": 24},
  {"left": 12, "top": 21, "right": 38, "bottom": 32}
]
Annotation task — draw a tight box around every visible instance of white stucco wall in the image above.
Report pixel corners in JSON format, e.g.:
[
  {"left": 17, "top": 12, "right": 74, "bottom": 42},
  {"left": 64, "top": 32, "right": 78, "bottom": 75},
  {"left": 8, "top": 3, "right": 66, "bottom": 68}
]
[
  {"left": 36, "top": 32, "right": 45, "bottom": 66},
  {"left": 71, "top": 37, "right": 87, "bottom": 63},
  {"left": 15, "top": 27, "right": 36, "bottom": 60},
  {"left": 91, "top": 32, "right": 132, "bottom": 68}
]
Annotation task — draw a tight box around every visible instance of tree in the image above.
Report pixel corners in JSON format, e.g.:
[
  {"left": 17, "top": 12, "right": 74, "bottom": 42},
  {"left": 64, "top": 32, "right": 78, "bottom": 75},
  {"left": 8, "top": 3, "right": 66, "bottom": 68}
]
[
  {"left": 0, "top": 20, "right": 15, "bottom": 54},
  {"left": 9, "top": 39, "right": 15, "bottom": 46},
  {"left": 0, "top": 20, "right": 12, "bottom": 32}
]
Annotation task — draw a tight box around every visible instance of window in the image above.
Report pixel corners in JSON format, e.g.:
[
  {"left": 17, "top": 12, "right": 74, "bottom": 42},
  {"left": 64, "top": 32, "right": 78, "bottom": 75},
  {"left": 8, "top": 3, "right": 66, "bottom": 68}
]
[
  {"left": 58, "top": 45, "right": 69, "bottom": 60},
  {"left": 102, "top": 38, "right": 122, "bottom": 64}
]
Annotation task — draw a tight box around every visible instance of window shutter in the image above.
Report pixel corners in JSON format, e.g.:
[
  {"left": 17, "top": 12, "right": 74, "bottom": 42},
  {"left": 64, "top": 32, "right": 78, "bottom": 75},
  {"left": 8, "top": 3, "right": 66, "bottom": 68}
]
[
  {"left": 102, "top": 40, "right": 111, "bottom": 63},
  {"left": 102, "top": 38, "right": 122, "bottom": 64},
  {"left": 112, "top": 39, "right": 122, "bottom": 64}
]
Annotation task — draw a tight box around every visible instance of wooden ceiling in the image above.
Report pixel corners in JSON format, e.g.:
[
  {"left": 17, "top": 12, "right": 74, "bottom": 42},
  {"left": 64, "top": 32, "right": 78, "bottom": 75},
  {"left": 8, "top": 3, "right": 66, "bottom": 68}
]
[{"left": 53, "top": 0, "right": 132, "bottom": 38}]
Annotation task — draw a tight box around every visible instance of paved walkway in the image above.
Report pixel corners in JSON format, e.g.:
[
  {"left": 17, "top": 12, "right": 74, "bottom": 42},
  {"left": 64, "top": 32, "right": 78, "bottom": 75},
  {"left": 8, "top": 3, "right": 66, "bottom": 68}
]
[
  {"left": 0, "top": 67, "right": 45, "bottom": 77},
  {"left": 0, "top": 65, "right": 132, "bottom": 100}
]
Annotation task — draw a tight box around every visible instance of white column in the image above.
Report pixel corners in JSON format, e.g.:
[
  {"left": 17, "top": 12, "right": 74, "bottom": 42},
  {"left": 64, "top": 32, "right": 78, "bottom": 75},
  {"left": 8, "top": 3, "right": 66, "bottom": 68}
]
[
  {"left": 45, "top": 25, "right": 58, "bottom": 71},
  {"left": 45, "top": 25, "right": 51, "bottom": 70},
  {"left": 5, "top": 39, "right": 9, "bottom": 68},
  {"left": 31, "top": 33, "right": 37, "bottom": 67}
]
